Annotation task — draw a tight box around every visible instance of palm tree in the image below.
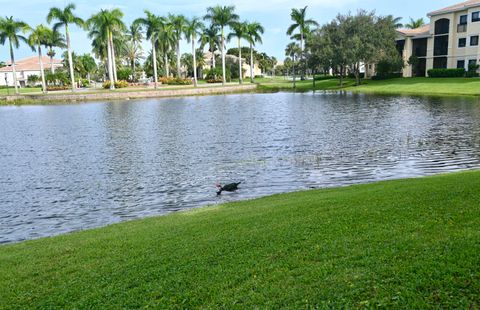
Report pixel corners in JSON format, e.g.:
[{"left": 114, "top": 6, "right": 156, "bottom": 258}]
[
  {"left": 285, "top": 42, "right": 301, "bottom": 89},
  {"left": 28, "top": 25, "right": 50, "bottom": 93},
  {"left": 228, "top": 22, "right": 248, "bottom": 84},
  {"left": 199, "top": 25, "right": 220, "bottom": 69},
  {"left": 47, "top": 3, "right": 84, "bottom": 92},
  {"left": 0, "top": 16, "right": 30, "bottom": 94},
  {"left": 168, "top": 14, "right": 187, "bottom": 78},
  {"left": 158, "top": 22, "right": 175, "bottom": 77},
  {"left": 126, "top": 23, "right": 143, "bottom": 78},
  {"left": 87, "top": 9, "right": 125, "bottom": 90},
  {"left": 44, "top": 28, "right": 66, "bottom": 73},
  {"left": 204, "top": 5, "right": 239, "bottom": 85},
  {"left": 245, "top": 21, "right": 264, "bottom": 83},
  {"left": 185, "top": 17, "right": 204, "bottom": 87},
  {"left": 286, "top": 6, "right": 318, "bottom": 80},
  {"left": 135, "top": 11, "right": 163, "bottom": 88},
  {"left": 405, "top": 17, "right": 425, "bottom": 29},
  {"left": 386, "top": 15, "right": 403, "bottom": 29}
]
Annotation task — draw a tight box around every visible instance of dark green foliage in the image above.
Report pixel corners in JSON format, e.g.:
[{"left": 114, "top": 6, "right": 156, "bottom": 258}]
[
  {"left": 46, "top": 70, "right": 70, "bottom": 86},
  {"left": 375, "top": 56, "right": 404, "bottom": 79},
  {"left": 205, "top": 67, "right": 231, "bottom": 81},
  {"left": 117, "top": 67, "right": 133, "bottom": 81},
  {"left": 466, "top": 64, "right": 479, "bottom": 78},
  {"left": 0, "top": 171, "right": 479, "bottom": 308},
  {"left": 428, "top": 68, "right": 465, "bottom": 78}
]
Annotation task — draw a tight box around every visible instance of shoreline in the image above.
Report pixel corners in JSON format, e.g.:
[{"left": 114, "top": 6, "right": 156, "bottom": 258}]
[
  {"left": 0, "top": 84, "right": 258, "bottom": 105},
  {"left": 1, "top": 170, "right": 479, "bottom": 307}
]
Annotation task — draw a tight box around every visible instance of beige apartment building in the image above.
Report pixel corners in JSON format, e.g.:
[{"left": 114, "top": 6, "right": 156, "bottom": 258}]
[{"left": 397, "top": 0, "right": 480, "bottom": 77}]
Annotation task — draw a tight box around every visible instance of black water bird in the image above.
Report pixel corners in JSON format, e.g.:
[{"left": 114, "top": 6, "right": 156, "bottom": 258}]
[{"left": 216, "top": 182, "right": 241, "bottom": 195}]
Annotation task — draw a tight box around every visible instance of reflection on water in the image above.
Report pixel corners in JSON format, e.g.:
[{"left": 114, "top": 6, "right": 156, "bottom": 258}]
[{"left": 1, "top": 92, "right": 480, "bottom": 243}]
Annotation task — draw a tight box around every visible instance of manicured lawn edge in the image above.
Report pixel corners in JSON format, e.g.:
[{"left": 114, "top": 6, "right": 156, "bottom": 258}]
[{"left": 1, "top": 170, "right": 479, "bottom": 308}]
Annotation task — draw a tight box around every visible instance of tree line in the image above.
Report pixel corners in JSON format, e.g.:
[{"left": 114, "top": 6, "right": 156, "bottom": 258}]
[
  {"left": 282, "top": 7, "right": 418, "bottom": 86},
  {"left": 0, "top": 4, "right": 265, "bottom": 94}
]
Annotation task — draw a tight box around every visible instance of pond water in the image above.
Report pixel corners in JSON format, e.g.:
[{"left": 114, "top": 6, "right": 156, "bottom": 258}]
[{"left": 1, "top": 92, "right": 480, "bottom": 243}]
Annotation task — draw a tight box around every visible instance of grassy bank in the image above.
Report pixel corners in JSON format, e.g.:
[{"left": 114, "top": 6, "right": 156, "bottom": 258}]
[
  {"left": 0, "top": 87, "right": 41, "bottom": 95},
  {"left": 1, "top": 171, "right": 479, "bottom": 308},
  {"left": 257, "top": 77, "right": 480, "bottom": 97}
]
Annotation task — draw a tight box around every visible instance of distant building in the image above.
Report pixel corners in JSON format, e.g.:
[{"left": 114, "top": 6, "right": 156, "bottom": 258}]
[
  {"left": 202, "top": 51, "right": 262, "bottom": 78},
  {"left": 397, "top": 0, "right": 480, "bottom": 77},
  {"left": 0, "top": 56, "right": 63, "bottom": 87}
]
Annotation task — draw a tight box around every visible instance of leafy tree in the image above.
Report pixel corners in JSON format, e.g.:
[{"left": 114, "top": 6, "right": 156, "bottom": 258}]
[
  {"left": 27, "top": 74, "right": 40, "bottom": 86},
  {"left": 126, "top": 23, "right": 143, "bottom": 77},
  {"left": 168, "top": 14, "right": 187, "bottom": 78},
  {"left": 405, "top": 17, "right": 425, "bottom": 29},
  {"left": 47, "top": 3, "right": 84, "bottom": 92},
  {"left": 79, "top": 54, "right": 97, "bottom": 80},
  {"left": 286, "top": 6, "right": 319, "bottom": 80},
  {"left": 285, "top": 42, "right": 301, "bottom": 88},
  {"left": 44, "top": 28, "right": 66, "bottom": 74},
  {"left": 28, "top": 24, "right": 50, "bottom": 93},
  {"left": 204, "top": 5, "right": 239, "bottom": 85},
  {"left": 0, "top": 16, "right": 30, "bottom": 94},
  {"left": 134, "top": 11, "right": 163, "bottom": 88},
  {"left": 386, "top": 15, "right": 403, "bottom": 29},
  {"left": 199, "top": 25, "right": 220, "bottom": 69},
  {"left": 185, "top": 17, "right": 204, "bottom": 86},
  {"left": 87, "top": 8, "right": 125, "bottom": 90},
  {"left": 245, "top": 21, "right": 264, "bottom": 83},
  {"left": 228, "top": 21, "right": 248, "bottom": 84}
]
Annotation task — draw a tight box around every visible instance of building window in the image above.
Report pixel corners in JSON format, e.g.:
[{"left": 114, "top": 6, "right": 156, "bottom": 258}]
[
  {"left": 469, "top": 59, "right": 477, "bottom": 67},
  {"left": 457, "top": 60, "right": 465, "bottom": 69},
  {"left": 471, "top": 35, "right": 479, "bottom": 46},
  {"left": 433, "top": 57, "right": 448, "bottom": 69},
  {"left": 435, "top": 18, "right": 450, "bottom": 34},
  {"left": 460, "top": 15, "right": 468, "bottom": 25},
  {"left": 473, "top": 12, "right": 480, "bottom": 22},
  {"left": 434, "top": 36, "right": 449, "bottom": 55},
  {"left": 459, "top": 38, "right": 467, "bottom": 47}
]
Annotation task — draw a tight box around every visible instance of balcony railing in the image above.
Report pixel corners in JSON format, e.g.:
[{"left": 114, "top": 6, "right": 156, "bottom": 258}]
[{"left": 457, "top": 24, "right": 467, "bottom": 33}]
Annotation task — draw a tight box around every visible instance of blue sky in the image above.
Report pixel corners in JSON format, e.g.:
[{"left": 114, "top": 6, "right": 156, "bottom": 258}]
[{"left": 0, "top": 0, "right": 456, "bottom": 62}]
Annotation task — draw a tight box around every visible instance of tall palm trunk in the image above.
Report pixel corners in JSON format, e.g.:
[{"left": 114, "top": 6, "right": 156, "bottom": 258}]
[
  {"left": 65, "top": 25, "right": 75, "bottom": 92},
  {"left": 9, "top": 40, "right": 19, "bottom": 95},
  {"left": 164, "top": 54, "right": 170, "bottom": 77},
  {"left": 221, "top": 27, "right": 226, "bottom": 85},
  {"left": 293, "top": 54, "right": 296, "bottom": 89},
  {"left": 192, "top": 36, "right": 198, "bottom": 87},
  {"left": 152, "top": 39, "right": 158, "bottom": 89},
  {"left": 107, "top": 31, "right": 115, "bottom": 90},
  {"left": 37, "top": 44, "right": 47, "bottom": 93},
  {"left": 249, "top": 42, "right": 254, "bottom": 83},
  {"left": 49, "top": 50, "right": 55, "bottom": 74},
  {"left": 111, "top": 37, "right": 117, "bottom": 82},
  {"left": 176, "top": 41, "right": 181, "bottom": 78},
  {"left": 300, "top": 32, "right": 305, "bottom": 80},
  {"left": 238, "top": 38, "right": 242, "bottom": 84},
  {"left": 211, "top": 44, "right": 215, "bottom": 69}
]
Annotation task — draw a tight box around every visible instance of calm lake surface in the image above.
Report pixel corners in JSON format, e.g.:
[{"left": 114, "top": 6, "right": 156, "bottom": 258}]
[{"left": 1, "top": 92, "right": 480, "bottom": 243}]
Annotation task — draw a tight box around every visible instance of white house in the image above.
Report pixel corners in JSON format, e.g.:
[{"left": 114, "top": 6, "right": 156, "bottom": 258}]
[{"left": 0, "top": 56, "right": 63, "bottom": 87}]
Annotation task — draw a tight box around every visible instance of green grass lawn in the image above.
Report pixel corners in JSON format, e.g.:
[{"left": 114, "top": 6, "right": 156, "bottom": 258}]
[
  {"left": 1, "top": 171, "right": 479, "bottom": 308},
  {"left": 346, "top": 77, "right": 480, "bottom": 96},
  {"left": 0, "top": 87, "right": 42, "bottom": 95},
  {"left": 257, "top": 77, "right": 480, "bottom": 96}
]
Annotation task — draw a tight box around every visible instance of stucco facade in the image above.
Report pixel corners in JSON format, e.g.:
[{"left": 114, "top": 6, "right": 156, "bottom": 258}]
[{"left": 397, "top": 0, "right": 480, "bottom": 77}]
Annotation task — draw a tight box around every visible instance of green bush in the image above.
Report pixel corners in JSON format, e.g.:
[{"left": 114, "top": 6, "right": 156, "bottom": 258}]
[
  {"left": 204, "top": 67, "right": 231, "bottom": 82},
  {"left": 466, "top": 64, "right": 479, "bottom": 78},
  {"left": 159, "top": 77, "right": 193, "bottom": 85},
  {"left": 371, "top": 73, "right": 403, "bottom": 80},
  {"left": 117, "top": 67, "right": 133, "bottom": 81},
  {"left": 103, "top": 80, "right": 129, "bottom": 89},
  {"left": 428, "top": 68, "right": 465, "bottom": 78}
]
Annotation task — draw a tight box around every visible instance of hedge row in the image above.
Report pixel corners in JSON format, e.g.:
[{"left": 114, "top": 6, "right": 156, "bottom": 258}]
[{"left": 427, "top": 68, "right": 465, "bottom": 78}]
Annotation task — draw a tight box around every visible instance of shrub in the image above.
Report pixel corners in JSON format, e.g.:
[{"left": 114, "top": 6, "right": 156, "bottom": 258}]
[
  {"left": 466, "top": 64, "right": 479, "bottom": 78},
  {"left": 103, "top": 80, "right": 129, "bottom": 89},
  {"left": 47, "top": 85, "right": 70, "bottom": 91},
  {"left": 206, "top": 79, "right": 223, "bottom": 83},
  {"left": 314, "top": 75, "right": 337, "bottom": 81},
  {"left": 428, "top": 68, "right": 465, "bottom": 78},
  {"left": 117, "top": 67, "right": 133, "bottom": 81},
  {"left": 159, "top": 77, "right": 193, "bottom": 85},
  {"left": 347, "top": 73, "right": 365, "bottom": 79},
  {"left": 371, "top": 73, "right": 403, "bottom": 80}
]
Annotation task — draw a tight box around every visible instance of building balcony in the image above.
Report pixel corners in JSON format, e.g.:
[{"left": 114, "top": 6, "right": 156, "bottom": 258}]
[{"left": 457, "top": 24, "right": 467, "bottom": 33}]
